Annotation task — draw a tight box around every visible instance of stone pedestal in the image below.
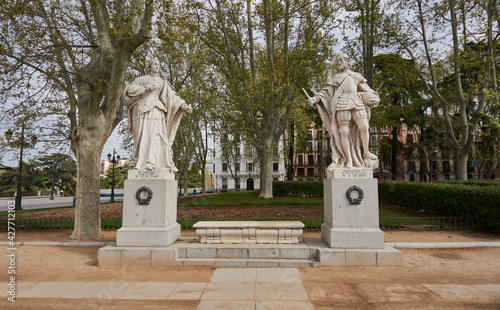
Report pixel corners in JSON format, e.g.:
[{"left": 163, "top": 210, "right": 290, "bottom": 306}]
[
  {"left": 321, "top": 168, "right": 385, "bottom": 249},
  {"left": 116, "top": 169, "right": 180, "bottom": 247}
]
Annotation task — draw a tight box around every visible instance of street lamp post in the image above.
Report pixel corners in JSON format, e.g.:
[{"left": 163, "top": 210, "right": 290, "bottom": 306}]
[
  {"left": 434, "top": 146, "right": 439, "bottom": 181},
  {"left": 50, "top": 162, "right": 56, "bottom": 200},
  {"left": 5, "top": 126, "right": 37, "bottom": 210},
  {"left": 107, "top": 149, "right": 120, "bottom": 203}
]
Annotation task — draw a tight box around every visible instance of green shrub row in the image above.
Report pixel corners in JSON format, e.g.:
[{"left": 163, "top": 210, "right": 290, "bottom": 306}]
[
  {"left": 436, "top": 180, "right": 500, "bottom": 187},
  {"left": 272, "top": 181, "right": 323, "bottom": 197},
  {"left": 378, "top": 181, "right": 500, "bottom": 233}
]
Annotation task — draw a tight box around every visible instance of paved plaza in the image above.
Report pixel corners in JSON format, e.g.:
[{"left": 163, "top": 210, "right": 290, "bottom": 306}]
[{"left": 2, "top": 267, "right": 499, "bottom": 309}]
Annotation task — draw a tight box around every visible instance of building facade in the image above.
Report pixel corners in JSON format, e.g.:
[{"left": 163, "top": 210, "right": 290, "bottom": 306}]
[{"left": 209, "top": 134, "right": 286, "bottom": 191}]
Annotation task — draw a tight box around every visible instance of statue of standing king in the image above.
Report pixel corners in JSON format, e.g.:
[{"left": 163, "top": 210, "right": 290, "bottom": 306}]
[{"left": 308, "top": 53, "right": 380, "bottom": 170}]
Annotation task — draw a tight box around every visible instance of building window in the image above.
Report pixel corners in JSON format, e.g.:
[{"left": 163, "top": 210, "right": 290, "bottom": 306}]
[
  {"left": 298, "top": 155, "right": 303, "bottom": 166},
  {"left": 307, "top": 167, "right": 314, "bottom": 176},
  {"left": 407, "top": 134, "right": 414, "bottom": 144},
  {"left": 273, "top": 178, "right": 278, "bottom": 181},
  {"left": 273, "top": 147, "right": 279, "bottom": 157},
  {"left": 247, "top": 163, "right": 254, "bottom": 171},
  {"left": 213, "top": 148, "right": 216, "bottom": 157},
  {"left": 409, "top": 174, "right": 415, "bottom": 182},
  {"left": 442, "top": 161, "right": 450, "bottom": 173},
  {"left": 317, "top": 155, "right": 321, "bottom": 164},
  {"left": 273, "top": 163, "right": 279, "bottom": 171},
  {"left": 383, "top": 161, "right": 390, "bottom": 172},
  {"left": 317, "top": 141, "right": 322, "bottom": 151},
  {"left": 445, "top": 174, "right": 450, "bottom": 180},
  {"left": 235, "top": 163, "right": 240, "bottom": 172},
  {"left": 371, "top": 148, "right": 378, "bottom": 156},
  {"left": 370, "top": 127, "right": 377, "bottom": 133},
  {"left": 307, "top": 155, "right": 314, "bottom": 166},
  {"left": 297, "top": 168, "right": 305, "bottom": 176},
  {"left": 222, "top": 163, "right": 228, "bottom": 172},
  {"left": 381, "top": 126, "right": 388, "bottom": 132},
  {"left": 222, "top": 178, "right": 228, "bottom": 189},
  {"left": 213, "top": 164, "right": 216, "bottom": 173},
  {"left": 317, "top": 130, "right": 322, "bottom": 140},
  {"left": 408, "top": 161, "right": 416, "bottom": 173},
  {"left": 236, "top": 178, "right": 240, "bottom": 189},
  {"left": 236, "top": 148, "right": 241, "bottom": 157},
  {"left": 307, "top": 130, "right": 313, "bottom": 140},
  {"left": 307, "top": 141, "right": 313, "bottom": 152},
  {"left": 432, "top": 161, "right": 438, "bottom": 173},
  {"left": 370, "top": 135, "right": 377, "bottom": 146}
]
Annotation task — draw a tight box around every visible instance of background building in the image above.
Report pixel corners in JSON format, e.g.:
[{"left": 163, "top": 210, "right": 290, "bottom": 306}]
[{"left": 209, "top": 134, "right": 286, "bottom": 191}]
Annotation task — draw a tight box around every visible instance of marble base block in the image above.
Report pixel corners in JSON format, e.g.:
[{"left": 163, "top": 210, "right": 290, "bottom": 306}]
[
  {"left": 116, "top": 172, "right": 180, "bottom": 247},
  {"left": 116, "top": 224, "right": 180, "bottom": 247},
  {"left": 321, "top": 225, "right": 384, "bottom": 249},
  {"left": 322, "top": 170, "right": 385, "bottom": 249}
]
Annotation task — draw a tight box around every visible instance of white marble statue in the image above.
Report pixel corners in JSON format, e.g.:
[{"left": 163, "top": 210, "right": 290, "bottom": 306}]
[
  {"left": 308, "top": 53, "right": 380, "bottom": 170},
  {"left": 125, "top": 57, "right": 193, "bottom": 171}
]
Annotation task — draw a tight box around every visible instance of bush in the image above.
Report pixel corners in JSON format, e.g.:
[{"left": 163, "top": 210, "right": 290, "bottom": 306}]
[
  {"left": 273, "top": 181, "right": 323, "bottom": 197},
  {"left": 378, "top": 180, "right": 500, "bottom": 233}
]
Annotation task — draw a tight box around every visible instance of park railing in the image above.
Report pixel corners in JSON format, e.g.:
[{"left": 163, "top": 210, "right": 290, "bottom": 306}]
[{"left": 0, "top": 217, "right": 483, "bottom": 231}]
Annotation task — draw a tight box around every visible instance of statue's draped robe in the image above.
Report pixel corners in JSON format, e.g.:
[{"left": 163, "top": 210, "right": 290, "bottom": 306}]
[
  {"left": 314, "top": 70, "right": 369, "bottom": 169},
  {"left": 125, "top": 75, "right": 186, "bottom": 171}
]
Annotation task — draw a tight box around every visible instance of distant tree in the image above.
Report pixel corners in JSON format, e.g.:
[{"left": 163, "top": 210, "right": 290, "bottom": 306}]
[
  {"left": 188, "top": 0, "right": 338, "bottom": 197},
  {"left": 0, "top": 1, "right": 155, "bottom": 239},
  {"left": 384, "top": 0, "right": 499, "bottom": 180},
  {"left": 100, "top": 164, "right": 130, "bottom": 190}
]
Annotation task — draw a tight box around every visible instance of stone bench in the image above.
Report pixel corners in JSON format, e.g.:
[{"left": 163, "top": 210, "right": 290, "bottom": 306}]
[{"left": 193, "top": 221, "right": 304, "bottom": 244}]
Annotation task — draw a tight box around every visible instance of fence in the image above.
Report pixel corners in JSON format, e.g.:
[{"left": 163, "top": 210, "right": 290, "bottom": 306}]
[{"left": 0, "top": 217, "right": 482, "bottom": 231}]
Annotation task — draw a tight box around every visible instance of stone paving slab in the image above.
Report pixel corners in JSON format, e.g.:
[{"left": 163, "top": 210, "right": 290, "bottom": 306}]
[
  {"left": 303, "top": 283, "right": 352, "bottom": 302},
  {"left": 371, "top": 284, "right": 443, "bottom": 302},
  {"left": 255, "top": 283, "right": 309, "bottom": 301},
  {"left": 210, "top": 268, "right": 257, "bottom": 283},
  {"left": 474, "top": 284, "right": 500, "bottom": 300},
  {"left": 201, "top": 282, "right": 255, "bottom": 301},
  {"left": 256, "top": 300, "right": 315, "bottom": 310},
  {"left": 422, "top": 284, "right": 498, "bottom": 302},
  {"left": 168, "top": 282, "right": 207, "bottom": 300},
  {"left": 61, "top": 282, "right": 130, "bottom": 299},
  {"left": 0, "top": 281, "right": 37, "bottom": 299},
  {"left": 196, "top": 300, "right": 255, "bottom": 310},
  {"left": 114, "top": 282, "right": 178, "bottom": 300},
  {"left": 17, "top": 282, "right": 85, "bottom": 298},
  {"left": 256, "top": 268, "right": 302, "bottom": 283}
]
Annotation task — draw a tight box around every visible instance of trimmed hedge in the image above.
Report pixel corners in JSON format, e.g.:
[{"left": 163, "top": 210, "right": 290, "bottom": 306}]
[
  {"left": 436, "top": 180, "right": 500, "bottom": 187},
  {"left": 378, "top": 180, "right": 500, "bottom": 233},
  {"left": 273, "top": 181, "right": 323, "bottom": 197}
]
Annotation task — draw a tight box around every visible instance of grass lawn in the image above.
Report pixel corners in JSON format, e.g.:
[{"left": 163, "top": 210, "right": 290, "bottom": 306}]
[
  {"left": 0, "top": 205, "right": 74, "bottom": 217},
  {"left": 180, "top": 191, "right": 410, "bottom": 217},
  {"left": 179, "top": 190, "right": 324, "bottom": 207}
]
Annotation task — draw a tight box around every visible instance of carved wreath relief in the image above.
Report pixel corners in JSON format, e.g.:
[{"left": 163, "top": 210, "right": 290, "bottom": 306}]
[{"left": 346, "top": 186, "right": 364, "bottom": 205}]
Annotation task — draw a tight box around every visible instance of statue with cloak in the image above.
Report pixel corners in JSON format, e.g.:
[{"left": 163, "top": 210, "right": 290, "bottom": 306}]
[
  {"left": 124, "top": 57, "right": 192, "bottom": 171},
  {"left": 308, "top": 53, "right": 380, "bottom": 170}
]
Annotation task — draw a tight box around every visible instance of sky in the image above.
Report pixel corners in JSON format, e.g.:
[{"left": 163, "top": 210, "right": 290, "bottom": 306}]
[
  {"left": 0, "top": 6, "right": 356, "bottom": 169},
  {"left": 1, "top": 127, "right": 126, "bottom": 168}
]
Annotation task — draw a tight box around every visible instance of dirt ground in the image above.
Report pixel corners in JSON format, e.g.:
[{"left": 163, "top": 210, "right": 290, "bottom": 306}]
[{"left": 0, "top": 243, "right": 498, "bottom": 309}]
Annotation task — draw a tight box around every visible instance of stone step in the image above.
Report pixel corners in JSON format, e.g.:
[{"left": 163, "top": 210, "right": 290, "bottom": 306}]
[
  {"left": 179, "top": 257, "right": 320, "bottom": 268},
  {"left": 176, "top": 245, "right": 318, "bottom": 261}
]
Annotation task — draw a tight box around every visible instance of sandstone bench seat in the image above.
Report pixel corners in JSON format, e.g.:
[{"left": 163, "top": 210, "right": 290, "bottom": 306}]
[{"left": 193, "top": 221, "right": 304, "bottom": 244}]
